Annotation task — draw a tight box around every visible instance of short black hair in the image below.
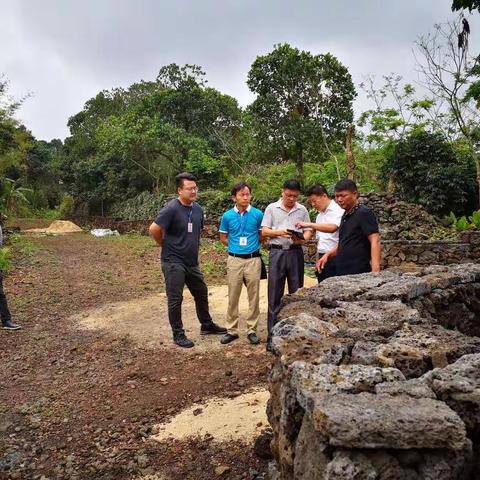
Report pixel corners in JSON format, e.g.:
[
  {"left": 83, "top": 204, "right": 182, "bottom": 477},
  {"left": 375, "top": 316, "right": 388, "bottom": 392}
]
[
  {"left": 334, "top": 179, "right": 358, "bottom": 193},
  {"left": 175, "top": 172, "right": 197, "bottom": 190},
  {"left": 231, "top": 181, "right": 251, "bottom": 196},
  {"left": 283, "top": 179, "right": 301, "bottom": 191},
  {"left": 306, "top": 184, "right": 329, "bottom": 197}
]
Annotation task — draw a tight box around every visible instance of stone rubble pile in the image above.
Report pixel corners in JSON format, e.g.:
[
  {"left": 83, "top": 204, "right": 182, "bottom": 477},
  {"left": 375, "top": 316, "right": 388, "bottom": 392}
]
[
  {"left": 359, "top": 192, "right": 450, "bottom": 240},
  {"left": 268, "top": 263, "right": 480, "bottom": 480}
]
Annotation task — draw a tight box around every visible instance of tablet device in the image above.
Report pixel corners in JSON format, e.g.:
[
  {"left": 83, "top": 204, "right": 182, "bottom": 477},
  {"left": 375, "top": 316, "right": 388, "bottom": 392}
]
[{"left": 287, "top": 229, "right": 305, "bottom": 240}]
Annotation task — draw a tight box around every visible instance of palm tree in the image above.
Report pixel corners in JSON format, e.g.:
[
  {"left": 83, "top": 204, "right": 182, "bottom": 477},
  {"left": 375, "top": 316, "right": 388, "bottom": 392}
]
[{"left": 0, "top": 178, "right": 32, "bottom": 215}]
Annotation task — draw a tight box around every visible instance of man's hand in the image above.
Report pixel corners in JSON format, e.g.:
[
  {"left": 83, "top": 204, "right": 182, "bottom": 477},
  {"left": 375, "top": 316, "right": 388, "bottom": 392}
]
[
  {"left": 316, "top": 253, "right": 329, "bottom": 272},
  {"left": 295, "top": 221, "right": 310, "bottom": 229},
  {"left": 276, "top": 229, "right": 292, "bottom": 238}
]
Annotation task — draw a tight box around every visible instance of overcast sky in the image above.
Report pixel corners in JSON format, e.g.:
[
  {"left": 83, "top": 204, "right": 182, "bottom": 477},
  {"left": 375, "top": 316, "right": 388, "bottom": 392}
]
[{"left": 1, "top": 0, "right": 478, "bottom": 141}]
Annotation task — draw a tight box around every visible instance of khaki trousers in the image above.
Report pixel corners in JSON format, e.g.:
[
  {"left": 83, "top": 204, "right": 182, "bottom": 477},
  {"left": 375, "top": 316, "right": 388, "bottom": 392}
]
[{"left": 226, "top": 256, "right": 261, "bottom": 335}]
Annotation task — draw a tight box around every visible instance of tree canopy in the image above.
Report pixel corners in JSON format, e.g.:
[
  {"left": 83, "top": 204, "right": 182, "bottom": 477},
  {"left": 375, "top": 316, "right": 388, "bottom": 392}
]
[
  {"left": 247, "top": 44, "right": 356, "bottom": 183},
  {"left": 452, "top": 0, "right": 480, "bottom": 12}
]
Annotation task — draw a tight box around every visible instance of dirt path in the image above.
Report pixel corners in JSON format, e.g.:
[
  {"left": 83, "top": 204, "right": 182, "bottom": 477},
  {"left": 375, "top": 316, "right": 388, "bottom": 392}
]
[
  {"left": 75, "top": 278, "right": 316, "bottom": 350},
  {"left": 0, "top": 231, "right": 316, "bottom": 480}
]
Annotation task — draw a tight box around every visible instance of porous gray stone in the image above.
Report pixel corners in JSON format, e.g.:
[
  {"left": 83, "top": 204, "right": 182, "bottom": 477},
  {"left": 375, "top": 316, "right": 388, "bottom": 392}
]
[
  {"left": 291, "top": 363, "right": 404, "bottom": 411},
  {"left": 325, "top": 451, "right": 377, "bottom": 480},
  {"left": 293, "top": 416, "right": 329, "bottom": 480},
  {"left": 268, "top": 263, "right": 480, "bottom": 480},
  {"left": 375, "top": 378, "right": 436, "bottom": 399},
  {"left": 423, "top": 354, "right": 480, "bottom": 435}
]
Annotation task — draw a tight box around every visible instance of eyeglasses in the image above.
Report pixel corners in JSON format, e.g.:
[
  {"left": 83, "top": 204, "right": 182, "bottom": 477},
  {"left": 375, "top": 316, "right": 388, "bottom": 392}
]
[{"left": 183, "top": 186, "right": 199, "bottom": 192}]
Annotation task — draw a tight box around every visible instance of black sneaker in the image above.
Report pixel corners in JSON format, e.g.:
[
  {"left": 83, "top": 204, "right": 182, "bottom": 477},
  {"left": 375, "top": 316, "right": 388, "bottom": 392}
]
[
  {"left": 174, "top": 335, "right": 194, "bottom": 348},
  {"left": 247, "top": 333, "right": 260, "bottom": 345},
  {"left": 1, "top": 320, "right": 22, "bottom": 331},
  {"left": 220, "top": 333, "right": 239, "bottom": 345},
  {"left": 200, "top": 323, "right": 227, "bottom": 335}
]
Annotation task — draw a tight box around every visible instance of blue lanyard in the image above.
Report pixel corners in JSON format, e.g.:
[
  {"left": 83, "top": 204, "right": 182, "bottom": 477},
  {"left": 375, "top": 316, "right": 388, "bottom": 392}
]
[
  {"left": 187, "top": 204, "right": 194, "bottom": 223},
  {"left": 238, "top": 210, "right": 247, "bottom": 236}
]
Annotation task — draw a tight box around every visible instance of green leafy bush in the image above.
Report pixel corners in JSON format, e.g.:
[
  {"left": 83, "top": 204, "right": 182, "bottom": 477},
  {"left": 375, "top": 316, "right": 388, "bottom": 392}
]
[
  {"left": 0, "top": 247, "right": 11, "bottom": 272},
  {"left": 384, "top": 131, "right": 476, "bottom": 216},
  {"left": 470, "top": 210, "right": 480, "bottom": 229},
  {"left": 110, "top": 191, "right": 169, "bottom": 220},
  {"left": 448, "top": 210, "right": 480, "bottom": 231}
]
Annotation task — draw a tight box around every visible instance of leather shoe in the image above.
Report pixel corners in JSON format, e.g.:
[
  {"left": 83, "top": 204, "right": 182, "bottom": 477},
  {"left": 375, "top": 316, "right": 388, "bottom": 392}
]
[
  {"left": 220, "top": 333, "right": 239, "bottom": 345},
  {"left": 174, "top": 335, "right": 194, "bottom": 348},
  {"left": 247, "top": 333, "right": 260, "bottom": 345},
  {"left": 200, "top": 322, "right": 227, "bottom": 335},
  {"left": 1, "top": 320, "right": 22, "bottom": 331}
]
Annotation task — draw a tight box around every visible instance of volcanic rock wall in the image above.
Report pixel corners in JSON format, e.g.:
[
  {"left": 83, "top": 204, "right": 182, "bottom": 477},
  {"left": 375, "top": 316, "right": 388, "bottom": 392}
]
[
  {"left": 359, "top": 192, "right": 449, "bottom": 241},
  {"left": 268, "top": 264, "right": 480, "bottom": 480}
]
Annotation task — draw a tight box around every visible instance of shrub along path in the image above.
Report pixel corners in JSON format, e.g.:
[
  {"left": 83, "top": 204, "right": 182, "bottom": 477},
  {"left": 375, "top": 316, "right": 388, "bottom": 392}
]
[{"left": 0, "top": 232, "right": 279, "bottom": 479}]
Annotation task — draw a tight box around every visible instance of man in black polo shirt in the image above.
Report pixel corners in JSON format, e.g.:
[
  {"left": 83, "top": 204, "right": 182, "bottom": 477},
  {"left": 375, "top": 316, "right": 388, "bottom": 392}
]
[
  {"left": 149, "top": 172, "right": 226, "bottom": 348},
  {"left": 318, "top": 179, "right": 381, "bottom": 275}
]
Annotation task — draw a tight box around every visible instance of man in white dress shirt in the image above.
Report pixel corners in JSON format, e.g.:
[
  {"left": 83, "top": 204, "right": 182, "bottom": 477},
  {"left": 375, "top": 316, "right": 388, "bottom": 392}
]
[{"left": 296, "top": 184, "right": 344, "bottom": 282}]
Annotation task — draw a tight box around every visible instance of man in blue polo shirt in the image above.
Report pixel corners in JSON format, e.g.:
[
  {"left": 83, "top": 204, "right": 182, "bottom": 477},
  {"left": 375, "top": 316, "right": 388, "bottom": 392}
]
[{"left": 219, "top": 182, "right": 264, "bottom": 345}]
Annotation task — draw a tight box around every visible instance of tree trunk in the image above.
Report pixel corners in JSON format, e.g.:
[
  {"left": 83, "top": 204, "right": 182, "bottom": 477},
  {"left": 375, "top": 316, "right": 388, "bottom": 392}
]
[
  {"left": 474, "top": 151, "right": 480, "bottom": 210},
  {"left": 346, "top": 124, "right": 356, "bottom": 181},
  {"left": 295, "top": 141, "right": 304, "bottom": 186}
]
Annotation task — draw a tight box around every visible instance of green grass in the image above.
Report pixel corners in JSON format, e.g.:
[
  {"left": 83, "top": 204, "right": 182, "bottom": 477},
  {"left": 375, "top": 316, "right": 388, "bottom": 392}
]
[
  {"left": 8, "top": 233, "right": 38, "bottom": 257},
  {"left": 32, "top": 208, "right": 63, "bottom": 220}
]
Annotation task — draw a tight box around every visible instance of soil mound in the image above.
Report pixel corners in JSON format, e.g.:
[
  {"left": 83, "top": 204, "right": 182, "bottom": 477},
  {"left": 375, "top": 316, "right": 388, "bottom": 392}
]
[{"left": 25, "top": 220, "right": 83, "bottom": 234}]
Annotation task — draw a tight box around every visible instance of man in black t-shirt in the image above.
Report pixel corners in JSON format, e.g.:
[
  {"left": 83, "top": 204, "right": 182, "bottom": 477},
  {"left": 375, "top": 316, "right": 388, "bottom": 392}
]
[
  {"left": 149, "top": 172, "right": 226, "bottom": 348},
  {"left": 318, "top": 179, "right": 381, "bottom": 276}
]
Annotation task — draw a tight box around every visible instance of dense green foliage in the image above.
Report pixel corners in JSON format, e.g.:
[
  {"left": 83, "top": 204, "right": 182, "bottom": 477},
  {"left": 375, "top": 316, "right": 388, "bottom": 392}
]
[
  {"left": 54, "top": 50, "right": 359, "bottom": 215},
  {"left": 247, "top": 44, "right": 356, "bottom": 183},
  {"left": 384, "top": 131, "right": 476, "bottom": 215},
  {"left": 59, "top": 64, "right": 243, "bottom": 214}
]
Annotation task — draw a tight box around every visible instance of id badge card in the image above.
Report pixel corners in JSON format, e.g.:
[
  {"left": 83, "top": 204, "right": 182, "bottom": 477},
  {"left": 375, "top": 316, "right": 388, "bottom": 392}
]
[
  {"left": 239, "top": 236, "right": 248, "bottom": 246},
  {"left": 187, "top": 222, "right": 193, "bottom": 233}
]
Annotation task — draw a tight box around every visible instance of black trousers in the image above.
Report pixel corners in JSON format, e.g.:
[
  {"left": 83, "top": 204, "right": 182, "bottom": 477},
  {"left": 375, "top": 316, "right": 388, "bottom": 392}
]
[
  {"left": 0, "top": 271, "right": 12, "bottom": 324},
  {"left": 315, "top": 256, "right": 337, "bottom": 283},
  {"left": 267, "top": 248, "right": 304, "bottom": 338},
  {"left": 161, "top": 262, "right": 213, "bottom": 338}
]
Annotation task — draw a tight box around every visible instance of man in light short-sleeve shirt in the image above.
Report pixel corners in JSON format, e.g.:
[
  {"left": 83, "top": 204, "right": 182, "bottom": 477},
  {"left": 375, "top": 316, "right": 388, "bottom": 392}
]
[
  {"left": 296, "top": 184, "right": 344, "bottom": 283},
  {"left": 261, "top": 179, "right": 312, "bottom": 351},
  {"left": 218, "top": 182, "right": 264, "bottom": 346}
]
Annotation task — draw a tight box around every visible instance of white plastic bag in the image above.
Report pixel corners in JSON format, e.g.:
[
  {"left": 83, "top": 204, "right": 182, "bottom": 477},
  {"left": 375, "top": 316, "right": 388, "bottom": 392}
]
[{"left": 90, "top": 228, "right": 120, "bottom": 237}]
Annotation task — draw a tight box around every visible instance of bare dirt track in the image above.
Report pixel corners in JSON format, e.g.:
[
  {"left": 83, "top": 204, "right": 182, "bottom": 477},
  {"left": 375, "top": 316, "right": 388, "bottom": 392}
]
[{"left": 0, "top": 231, "right": 293, "bottom": 480}]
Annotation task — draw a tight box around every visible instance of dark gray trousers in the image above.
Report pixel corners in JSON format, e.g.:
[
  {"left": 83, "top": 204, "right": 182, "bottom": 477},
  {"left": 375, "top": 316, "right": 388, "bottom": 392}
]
[
  {"left": 161, "top": 262, "right": 213, "bottom": 338},
  {"left": 0, "top": 271, "right": 12, "bottom": 324},
  {"left": 315, "top": 257, "right": 337, "bottom": 283},
  {"left": 267, "top": 248, "right": 304, "bottom": 338}
]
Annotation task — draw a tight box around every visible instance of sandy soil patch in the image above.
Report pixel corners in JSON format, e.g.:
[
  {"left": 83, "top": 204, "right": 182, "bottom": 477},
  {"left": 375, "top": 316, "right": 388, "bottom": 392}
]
[
  {"left": 24, "top": 219, "right": 83, "bottom": 234},
  {"left": 152, "top": 389, "right": 269, "bottom": 443},
  {"left": 75, "top": 277, "right": 317, "bottom": 350}
]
